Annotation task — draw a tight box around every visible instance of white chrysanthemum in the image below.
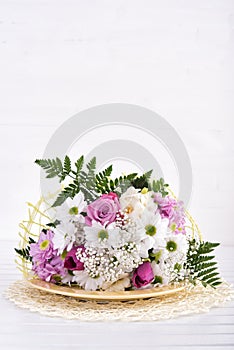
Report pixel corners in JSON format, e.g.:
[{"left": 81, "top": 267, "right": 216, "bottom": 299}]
[
  {"left": 53, "top": 221, "right": 77, "bottom": 252},
  {"left": 72, "top": 270, "right": 104, "bottom": 291},
  {"left": 164, "top": 233, "right": 188, "bottom": 257},
  {"left": 55, "top": 192, "right": 86, "bottom": 223},
  {"left": 136, "top": 210, "right": 168, "bottom": 239},
  {"left": 134, "top": 210, "right": 169, "bottom": 257},
  {"left": 156, "top": 234, "right": 188, "bottom": 282},
  {"left": 151, "top": 261, "right": 169, "bottom": 286},
  {"left": 84, "top": 222, "right": 123, "bottom": 248}
]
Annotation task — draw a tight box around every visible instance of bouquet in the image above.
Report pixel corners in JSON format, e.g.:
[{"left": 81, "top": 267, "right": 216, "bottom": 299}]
[{"left": 15, "top": 156, "right": 222, "bottom": 292}]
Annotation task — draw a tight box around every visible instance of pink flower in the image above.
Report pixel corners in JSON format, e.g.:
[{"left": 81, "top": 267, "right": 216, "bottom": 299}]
[
  {"left": 132, "top": 262, "right": 154, "bottom": 288},
  {"left": 30, "top": 230, "right": 66, "bottom": 283},
  {"left": 64, "top": 245, "right": 85, "bottom": 271},
  {"left": 86, "top": 192, "right": 120, "bottom": 226},
  {"left": 30, "top": 230, "right": 55, "bottom": 262},
  {"left": 33, "top": 256, "right": 66, "bottom": 283},
  {"left": 154, "top": 193, "right": 186, "bottom": 234}
]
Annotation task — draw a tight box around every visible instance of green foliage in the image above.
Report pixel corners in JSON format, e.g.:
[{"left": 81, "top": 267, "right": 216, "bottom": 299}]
[
  {"left": 95, "top": 165, "right": 113, "bottom": 194},
  {"left": 110, "top": 173, "right": 138, "bottom": 195},
  {"left": 35, "top": 155, "right": 168, "bottom": 206},
  {"left": 15, "top": 237, "right": 36, "bottom": 262},
  {"left": 36, "top": 155, "right": 96, "bottom": 206},
  {"left": 46, "top": 219, "right": 60, "bottom": 228},
  {"left": 185, "top": 239, "right": 222, "bottom": 288},
  {"left": 79, "top": 157, "right": 99, "bottom": 203},
  {"left": 150, "top": 177, "right": 169, "bottom": 197},
  {"left": 62, "top": 155, "right": 72, "bottom": 180},
  {"left": 131, "top": 170, "right": 153, "bottom": 190},
  {"left": 35, "top": 158, "right": 64, "bottom": 181},
  {"left": 52, "top": 181, "right": 80, "bottom": 207}
]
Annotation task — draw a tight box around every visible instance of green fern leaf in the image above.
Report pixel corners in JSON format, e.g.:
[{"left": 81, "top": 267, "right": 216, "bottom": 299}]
[
  {"left": 197, "top": 267, "right": 218, "bottom": 278},
  {"left": 185, "top": 239, "right": 221, "bottom": 289},
  {"left": 52, "top": 182, "right": 79, "bottom": 207},
  {"left": 63, "top": 155, "right": 71, "bottom": 174},
  {"left": 95, "top": 165, "right": 113, "bottom": 194},
  {"left": 131, "top": 170, "right": 152, "bottom": 190},
  {"left": 75, "top": 156, "right": 84, "bottom": 176},
  {"left": 35, "top": 158, "right": 63, "bottom": 180}
]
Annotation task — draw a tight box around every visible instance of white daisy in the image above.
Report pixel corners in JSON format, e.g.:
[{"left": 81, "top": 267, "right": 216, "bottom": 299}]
[
  {"left": 159, "top": 234, "right": 188, "bottom": 281},
  {"left": 73, "top": 270, "right": 104, "bottom": 291},
  {"left": 151, "top": 261, "right": 170, "bottom": 286},
  {"left": 84, "top": 221, "right": 122, "bottom": 248},
  {"left": 136, "top": 210, "right": 168, "bottom": 238},
  {"left": 164, "top": 233, "right": 188, "bottom": 257},
  {"left": 135, "top": 209, "right": 169, "bottom": 250},
  {"left": 55, "top": 192, "right": 86, "bottom": 223},
  {"left": 138, "top": 236, "right": 155, "bottom": 258},
  {"left": 53, "top": 221, "right": 77, "bottom": 252}
]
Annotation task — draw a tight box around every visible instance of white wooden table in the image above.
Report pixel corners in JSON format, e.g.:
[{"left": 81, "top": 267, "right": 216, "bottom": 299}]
[{"left": 1, "top": 240, "right": 233, "bottom": 350}]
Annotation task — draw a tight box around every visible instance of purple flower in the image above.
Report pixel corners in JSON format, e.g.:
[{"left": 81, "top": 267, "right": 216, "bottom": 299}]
[
  {"left": 132, "top": 262, "right": 154, "bottom": 288},
  {"left": 33, "top": 256, "right": 66, "bottom": 283},
  {"left": 86, "top": 192, "right": 120, "bottom": 227},
  {"left": 30, "top": 230, "right": 66, "bottom": 283},
  {"left": 154, "top": 193, "right": 186, "bottom": 234},
  {"left": 30, "top": 230, "right": 55, "bottom": 262},
  {"left": 64, "top": 245, "right": 85, "bottom": 271}
]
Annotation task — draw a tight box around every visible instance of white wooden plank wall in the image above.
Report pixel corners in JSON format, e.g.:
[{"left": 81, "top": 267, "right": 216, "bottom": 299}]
[{"left": 1, "top": 1, "right": 233, "bottom": 243}]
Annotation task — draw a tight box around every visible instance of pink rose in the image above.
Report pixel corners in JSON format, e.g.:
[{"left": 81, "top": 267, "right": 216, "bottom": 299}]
[
  {"left": 86, "top": 192, "right": 120, "bottom": 227},
  {"left": 132, "top": 262, "right": 154, "bottom": 288},
  {"left": 64, "top": 245, "right": 85, "bottom": 271}
]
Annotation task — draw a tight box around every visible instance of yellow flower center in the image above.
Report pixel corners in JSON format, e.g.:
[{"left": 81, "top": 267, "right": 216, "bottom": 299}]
[
  {"left": 125, "top": 205, "right": 133, "bottom": 214},
  {"left": 145, "top": 224, "right": 157, "bottom": 236},
  {"left": 69, "top": 206, "right": 79, "bottom": 215},
  {"left": 98, "top": 229, "right": 109, "bottom": 240},
  {"left": 40, "top": 240, "right": 50, "bottom": 250}
]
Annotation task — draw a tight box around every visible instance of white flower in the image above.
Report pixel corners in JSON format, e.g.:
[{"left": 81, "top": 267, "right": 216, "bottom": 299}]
[
  {"left": 138, "top": 237, "right": 155, "bottom": 258},
  {"left": 53, "top": 221, "right": 77, "bottom": 252},
  {"left": 120, "top": 187, "right": 158, "bottom": 221},
  {"left": 151, "top": 261, "right": 169, "bottom": 286},
  {"left": 134, "top": 210, "right": 169, "bottom": 257},
  {"left": 73, "top": 270, "right": 104, "bottom": 291},
  {"left": 157, "top": 234, "right": 188, "bottom": 282},
  {"left": 120, "top": 187, "right": 145, "bottom": 219},
  {"left": 55, "top": 192, "right": 86, "bottom": 223},
  {"left": 84, "top": 222, "right": 123, "bottom": 248},
  {"left": 164, "top": 234, "right": 188, "bottom": 257},
  {"left": 140, "top": 190, "right": 157, "bottom": 212},
  {"left": 61, "top": 273, "right": 74, "bottom": 285},
  {"left": 136, "top": 210, "right": 168, "bottom": 238}
]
